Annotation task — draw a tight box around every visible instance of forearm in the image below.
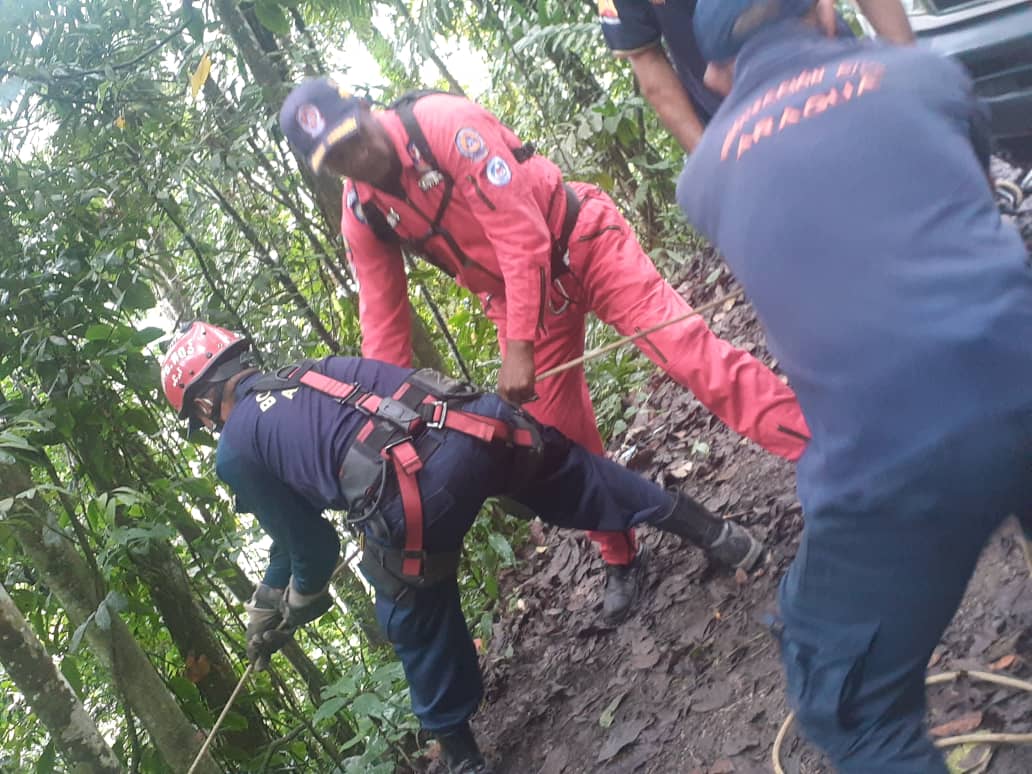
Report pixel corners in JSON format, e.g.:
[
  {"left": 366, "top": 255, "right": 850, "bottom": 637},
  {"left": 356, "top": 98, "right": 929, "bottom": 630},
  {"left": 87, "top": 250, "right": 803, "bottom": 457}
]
[
  {"left": 853, "top": 0, "right": 915, "bottom": 44},
  {"left": 629, "top": 47, "right": 705, "bottom": 153}
]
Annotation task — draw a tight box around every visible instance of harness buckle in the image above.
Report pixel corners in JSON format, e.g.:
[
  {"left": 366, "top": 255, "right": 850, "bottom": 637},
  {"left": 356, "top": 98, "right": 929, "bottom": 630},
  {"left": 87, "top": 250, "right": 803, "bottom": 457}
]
[{"left": 425, "top": 400, "right": 449, "bottom": 429}]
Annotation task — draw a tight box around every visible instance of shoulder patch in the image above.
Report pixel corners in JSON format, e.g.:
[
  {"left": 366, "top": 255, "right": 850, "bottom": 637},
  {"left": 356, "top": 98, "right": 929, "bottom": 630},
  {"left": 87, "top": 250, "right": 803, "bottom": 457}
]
[
  {"left": 455, "top": 127, "right": 489, "bottom": 161},
  {"left": 485, "top": 156, "right": 512, "bottom": 187},
  {"left": 346, "top": 186, "right": 367, "bottom": 224},
  {"left": 598, "top": 0, "right": 619, "bottom": 21}
]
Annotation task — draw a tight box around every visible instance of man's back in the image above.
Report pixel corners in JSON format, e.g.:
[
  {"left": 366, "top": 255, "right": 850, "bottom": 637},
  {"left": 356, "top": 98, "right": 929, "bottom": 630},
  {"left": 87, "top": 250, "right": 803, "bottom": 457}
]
[
  {"left": 678, "top": 24, "right": 1032, "bottom": 504},
  {"left": 217, "top": 357, "right": 413, "bottom": 511}
]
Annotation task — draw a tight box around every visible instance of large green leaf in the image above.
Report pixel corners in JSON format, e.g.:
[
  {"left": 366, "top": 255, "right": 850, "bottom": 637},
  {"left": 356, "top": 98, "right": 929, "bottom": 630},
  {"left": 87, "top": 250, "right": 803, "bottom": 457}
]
[{"left": 254, "top": 0, "right": 290, "bottom": 35}]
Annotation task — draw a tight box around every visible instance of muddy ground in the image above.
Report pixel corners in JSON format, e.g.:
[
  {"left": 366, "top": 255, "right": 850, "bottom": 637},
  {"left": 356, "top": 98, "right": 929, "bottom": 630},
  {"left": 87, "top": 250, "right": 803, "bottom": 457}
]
[{"left": 425, "top": 159, "right": 1032, "bottom": 774}]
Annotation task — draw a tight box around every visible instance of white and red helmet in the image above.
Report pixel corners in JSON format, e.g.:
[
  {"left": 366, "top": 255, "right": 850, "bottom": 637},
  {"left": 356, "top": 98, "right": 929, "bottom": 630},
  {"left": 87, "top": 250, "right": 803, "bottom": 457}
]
[{"left": 160, "top": 322, "right": 250, "bottom": 422}]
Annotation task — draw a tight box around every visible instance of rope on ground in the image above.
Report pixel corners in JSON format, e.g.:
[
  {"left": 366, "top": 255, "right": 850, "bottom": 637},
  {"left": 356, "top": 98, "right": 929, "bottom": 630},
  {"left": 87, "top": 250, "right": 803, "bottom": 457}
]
[
  {"left": 772, "top": 670, "right": 1032, "bottom": 774},
  {"left": 185, "top": 559, "right": 350, "bottom": 774}
]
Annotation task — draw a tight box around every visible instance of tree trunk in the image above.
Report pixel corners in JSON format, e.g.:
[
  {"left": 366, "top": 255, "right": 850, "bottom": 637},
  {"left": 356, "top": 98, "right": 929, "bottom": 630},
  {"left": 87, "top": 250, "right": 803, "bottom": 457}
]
[
  {"left": 72, "top": 431, "right": 270, "bottom": 752},
  {"left": 0, "top": 583, "right": 124, "bottom": 774},
  {"left": 0, "top": 462, "right": 221, "bottom": 774}
]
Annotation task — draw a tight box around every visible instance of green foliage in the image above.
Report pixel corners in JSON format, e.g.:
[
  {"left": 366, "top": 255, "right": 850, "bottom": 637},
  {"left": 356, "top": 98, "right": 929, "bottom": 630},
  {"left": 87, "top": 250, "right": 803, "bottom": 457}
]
[
  {"left": 311, "top": 660, "right": 419, "bottom": 773},
  {"left": 0, "top": 0, "right": 702, "bottom": 769}
]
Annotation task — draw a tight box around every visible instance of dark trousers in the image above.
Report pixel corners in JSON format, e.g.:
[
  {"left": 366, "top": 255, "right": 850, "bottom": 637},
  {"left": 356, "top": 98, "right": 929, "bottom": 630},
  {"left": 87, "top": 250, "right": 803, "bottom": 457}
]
[
  {"left": 778, "top": 405, "right": 1032, "bottom": 772},
  {"left": 362, "top": 394, "right": 673, "bottom": 733}
]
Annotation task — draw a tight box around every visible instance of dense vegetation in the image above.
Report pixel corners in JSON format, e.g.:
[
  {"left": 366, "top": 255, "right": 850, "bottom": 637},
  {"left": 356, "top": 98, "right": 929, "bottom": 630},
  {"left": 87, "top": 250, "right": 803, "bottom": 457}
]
[{"left": 0, "top": 0, "right": 708, "bottom": 770}]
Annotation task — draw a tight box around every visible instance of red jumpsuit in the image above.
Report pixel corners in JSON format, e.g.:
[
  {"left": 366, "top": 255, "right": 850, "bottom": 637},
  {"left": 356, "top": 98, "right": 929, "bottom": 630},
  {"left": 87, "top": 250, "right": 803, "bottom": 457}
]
[{"left": 343, "top": 94, "right": 808, "bottom": 564}]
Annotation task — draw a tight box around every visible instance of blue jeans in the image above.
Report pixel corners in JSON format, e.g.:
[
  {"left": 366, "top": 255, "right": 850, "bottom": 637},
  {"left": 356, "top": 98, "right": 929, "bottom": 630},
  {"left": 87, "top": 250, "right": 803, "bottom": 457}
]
[
  {"left": 362, "top": 394, "right": 673, "bottom": 732},
  {"left": 778, "top": 405, "right": 1032, "bottom": 772}
]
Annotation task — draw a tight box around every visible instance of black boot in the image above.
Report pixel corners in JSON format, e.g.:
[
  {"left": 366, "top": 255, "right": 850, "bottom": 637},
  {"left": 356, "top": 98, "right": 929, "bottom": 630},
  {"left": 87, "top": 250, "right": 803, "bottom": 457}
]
[
  {"left": 653, "top": 491, "right": 763, "bottom": 571},
  {"left": 437, "top": 724, "right": 493, "bottom": 774},
  {"left": 602, "top": 543, "right": 650, "bottom": 626}
]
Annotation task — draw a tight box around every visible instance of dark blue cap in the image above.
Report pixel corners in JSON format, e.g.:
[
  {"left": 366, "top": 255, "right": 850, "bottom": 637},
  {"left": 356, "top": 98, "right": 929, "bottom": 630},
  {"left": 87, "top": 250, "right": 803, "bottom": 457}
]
[
  {"left": 279, "top": 78, "right": 363, "bottom": 174},
  {"left": 694, "top": 0, "right": 815, "bottom": 63}
]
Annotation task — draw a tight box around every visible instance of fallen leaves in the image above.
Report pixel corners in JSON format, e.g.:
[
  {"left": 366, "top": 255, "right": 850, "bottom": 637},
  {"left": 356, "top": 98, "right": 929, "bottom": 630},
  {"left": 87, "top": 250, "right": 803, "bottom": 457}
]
[
  {"left": 599, "top": 692, "right": 628, "bottom": 729},
  {"left": 945, "top": 742, "right": 994, "bottom": 774},
  {"left": 930, "top": 711, "right": 983, "bottom": 738},
  {"left": 690, "top": 681, "right": 732, "bottom": 713},
  {"left": 989, "top": 653, "right": 1018, "bottom": 671},
  {"left": 597, "top": 717, "right": 652, "bottom": 763}
]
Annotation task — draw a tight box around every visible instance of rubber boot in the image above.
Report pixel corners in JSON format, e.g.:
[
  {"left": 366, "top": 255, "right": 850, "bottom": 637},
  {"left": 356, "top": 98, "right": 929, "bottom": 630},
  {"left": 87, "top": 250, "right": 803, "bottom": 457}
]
[
  {"left": 652, "top": 491, "right": 763, "bottom": 571},
  {"left": 602, "top": 543, "right": 650, "bottom": 626},
  {"left": 437, "top": 724, "right": 493, "bottom": 774}
]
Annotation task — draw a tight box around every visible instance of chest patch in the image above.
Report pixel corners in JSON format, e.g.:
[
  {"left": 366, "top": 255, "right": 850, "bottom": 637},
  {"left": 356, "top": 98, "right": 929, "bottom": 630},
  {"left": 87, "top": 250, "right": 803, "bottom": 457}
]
[
  {"left": 455, "top": 127, "right": 489, "bottom": 161},
  {"left": 485, "top": 156, "right": 512, "bottom": 187}
]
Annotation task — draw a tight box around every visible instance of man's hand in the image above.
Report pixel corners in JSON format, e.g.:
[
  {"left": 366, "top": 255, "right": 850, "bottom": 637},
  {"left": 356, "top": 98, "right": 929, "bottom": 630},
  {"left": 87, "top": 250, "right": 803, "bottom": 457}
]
[
  {"left": 498, "top": 340, "right": 537, "bottom": 404},
  {"left": 244, "top": 583, "right": 291, "bottom": 671}
]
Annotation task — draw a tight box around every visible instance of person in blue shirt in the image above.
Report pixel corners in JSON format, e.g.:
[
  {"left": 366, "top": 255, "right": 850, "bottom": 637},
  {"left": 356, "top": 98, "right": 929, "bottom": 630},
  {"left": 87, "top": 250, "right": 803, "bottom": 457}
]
[
  {"left": 597, "top": 0, "right": 913, "bottom": 152},
  {"left": 677, "top": 1, "right": 1032, "bottom": 771},
  {"left": 160, "top": 321, "right": 764, "bottom": 774}
]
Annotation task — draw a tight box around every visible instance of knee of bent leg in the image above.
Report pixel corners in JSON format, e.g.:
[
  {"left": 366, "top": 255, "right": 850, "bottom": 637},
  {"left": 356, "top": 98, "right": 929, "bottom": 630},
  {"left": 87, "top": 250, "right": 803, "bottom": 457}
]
[{"left": 778, "top": 617, "right": 881, "bottom": 760}]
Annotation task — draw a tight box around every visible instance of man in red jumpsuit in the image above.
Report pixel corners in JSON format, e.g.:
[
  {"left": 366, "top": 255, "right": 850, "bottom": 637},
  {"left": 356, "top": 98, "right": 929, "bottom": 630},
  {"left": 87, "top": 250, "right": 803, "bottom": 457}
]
[{"left": 279, "top": 79, "right": 809, "bottom": 623}]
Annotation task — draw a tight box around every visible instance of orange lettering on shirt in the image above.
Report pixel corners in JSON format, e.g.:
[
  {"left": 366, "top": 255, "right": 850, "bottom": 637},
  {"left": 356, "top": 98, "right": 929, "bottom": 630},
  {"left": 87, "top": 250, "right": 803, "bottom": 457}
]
[
  {"left": 778, "top": 105, "right": 801, "bottom": 131},
  {"left": 736, "top": 133, "right": 754, "bottom": 160},
  {"left": 751, "top": 116, "right": 775, "bottom": 144},
  {"left": 837, "top": 61, "right": 860, "bottom": 78},
  {"left": 857, "top": 71, "right": 883, "bottom": 96}
]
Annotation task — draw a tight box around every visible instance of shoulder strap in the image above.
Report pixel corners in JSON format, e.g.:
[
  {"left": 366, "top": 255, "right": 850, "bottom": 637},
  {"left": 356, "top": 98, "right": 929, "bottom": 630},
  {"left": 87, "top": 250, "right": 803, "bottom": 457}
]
[
  {"left": 390, "top": 91, "right": 448, "bottom": 176},
  {"left": 242, "top": 360, "right": 319, "bottom": 395}
]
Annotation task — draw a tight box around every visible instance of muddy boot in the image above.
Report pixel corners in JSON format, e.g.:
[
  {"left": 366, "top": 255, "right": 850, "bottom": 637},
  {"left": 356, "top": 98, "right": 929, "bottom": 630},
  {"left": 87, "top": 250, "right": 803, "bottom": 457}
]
[
  {"left": 602, "top": 543, "right": 650, "bottom": 626},
  {"left": 653, "top": 491, "right": 763, "bottom": 571},
  {"left": 437, "top": 724, "right": 493, "bottom": 774}
]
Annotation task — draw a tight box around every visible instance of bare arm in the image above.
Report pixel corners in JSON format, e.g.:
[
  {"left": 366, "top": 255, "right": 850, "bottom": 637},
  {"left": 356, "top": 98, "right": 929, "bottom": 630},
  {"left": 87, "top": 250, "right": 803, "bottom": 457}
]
[
  {"left": 627, "top": 45, "right": 705, "bottom": 153},
  {"left": 853, "top": 0, "right": 915, "bottom": 44}
]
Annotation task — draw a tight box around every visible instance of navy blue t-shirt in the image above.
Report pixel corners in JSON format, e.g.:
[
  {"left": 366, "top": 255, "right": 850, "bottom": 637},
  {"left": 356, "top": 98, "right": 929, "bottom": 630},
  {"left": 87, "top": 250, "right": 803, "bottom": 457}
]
[
  {"left": 677, "top": 23, "right": 1032, "bottom": 511},
  {"left": 598, "top": 1, "right": 856, "bottom": 125},
  {"left": 216, "top": 357, "right": 414, "bottom": 592},
  {"left": 599, "top": 0, "right": 723, "bottom": 121}
]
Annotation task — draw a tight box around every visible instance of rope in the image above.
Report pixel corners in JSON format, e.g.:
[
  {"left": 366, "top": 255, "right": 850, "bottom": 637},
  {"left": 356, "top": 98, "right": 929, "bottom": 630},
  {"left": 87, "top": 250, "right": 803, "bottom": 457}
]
[
  {"left": 772, "top": 670, "right": 1032, "bottom": 774},
  {"left": 186, "top": 560, "right": 349, "bottom": 774},
  {"left": 535, "top": 289, "right": 745, "bottom": 382}
]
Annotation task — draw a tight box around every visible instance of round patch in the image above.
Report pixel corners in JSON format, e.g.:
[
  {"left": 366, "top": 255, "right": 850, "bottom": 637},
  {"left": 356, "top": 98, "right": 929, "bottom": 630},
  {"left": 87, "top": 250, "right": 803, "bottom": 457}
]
[
  {"left": 455, "top": 127, "right": 488, "bottom": 161},
  {"left": 297, "top": 103, "right": 325, "bottom": 138},
  {"left": 346, "top": 187, "right": 367, "bottom": 224},
  {"left": 485, "top": 156, "right": 512, "bottom": 187}
]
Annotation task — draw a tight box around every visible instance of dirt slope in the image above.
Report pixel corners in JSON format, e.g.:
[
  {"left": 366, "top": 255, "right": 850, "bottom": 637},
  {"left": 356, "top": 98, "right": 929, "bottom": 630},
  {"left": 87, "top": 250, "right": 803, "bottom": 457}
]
[{"left": 466, "top": 225, "right": 1032, "bottom": 774}]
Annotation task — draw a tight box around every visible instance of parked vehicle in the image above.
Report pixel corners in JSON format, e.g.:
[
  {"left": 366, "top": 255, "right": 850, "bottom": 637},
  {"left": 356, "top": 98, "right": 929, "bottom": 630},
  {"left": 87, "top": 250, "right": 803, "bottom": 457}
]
[{"left": 862, "top": 0, "right": 1032, "bottom": 139}]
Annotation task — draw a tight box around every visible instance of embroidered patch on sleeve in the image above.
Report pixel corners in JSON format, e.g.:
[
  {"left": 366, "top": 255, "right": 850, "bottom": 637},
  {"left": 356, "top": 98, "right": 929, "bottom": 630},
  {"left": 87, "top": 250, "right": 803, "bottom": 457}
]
[
  {"left": 455, "top": 127, "right": 489, "bottom": 161},
  {"left": 485, "top": 156, "right": 512, "bottom": 187}
]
